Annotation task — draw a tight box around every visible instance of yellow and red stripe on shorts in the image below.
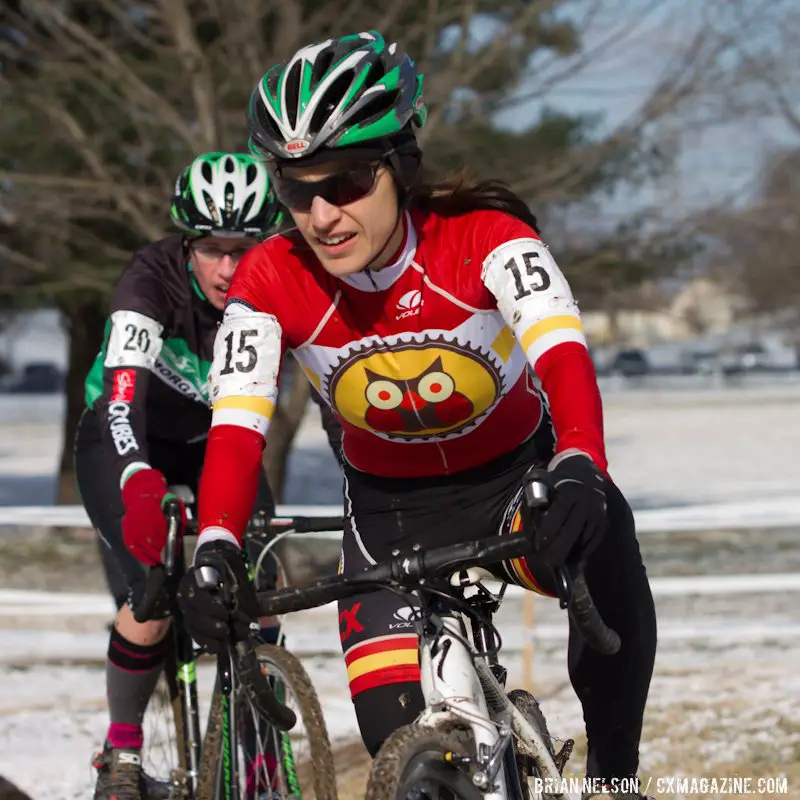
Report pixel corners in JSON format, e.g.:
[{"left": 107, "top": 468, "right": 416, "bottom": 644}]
[
  {"left": 344, "top": 634, "right": 420, "bottom": 697},
  {"left": 502, "top": 506, "right": 556, "bottom": 597}
]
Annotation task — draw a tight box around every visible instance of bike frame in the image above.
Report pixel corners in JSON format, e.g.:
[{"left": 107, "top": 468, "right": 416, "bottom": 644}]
[
  {"left": 150, "top": 497, "right": 299, "bottom": 800},
  {"left": 171, "top": 601, "right": 204, "bottom": 796},
  {"left": 413, "top": 571, "right": 582, "bottom": 800},
  {"left": 214, "top": 649, "right": 242, "bottom": 800}
]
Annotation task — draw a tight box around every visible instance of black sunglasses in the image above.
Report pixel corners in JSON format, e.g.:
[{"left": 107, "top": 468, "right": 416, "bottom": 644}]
[{"left": 272, "top": 162, "right": 382, "bottom": 212}]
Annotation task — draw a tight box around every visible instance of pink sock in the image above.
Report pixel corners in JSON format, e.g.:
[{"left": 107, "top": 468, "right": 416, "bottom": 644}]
[
  {"left": 246, "top": 753, "right": 278, "bottom": 795},
  {"left": 107, "top": 722, "right": 143, "bottom": 749}
]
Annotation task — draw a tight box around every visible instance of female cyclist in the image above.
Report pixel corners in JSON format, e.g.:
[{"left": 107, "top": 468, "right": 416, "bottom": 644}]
[{"left": 177, "top": 33, "right": 657, "bottom": 800}]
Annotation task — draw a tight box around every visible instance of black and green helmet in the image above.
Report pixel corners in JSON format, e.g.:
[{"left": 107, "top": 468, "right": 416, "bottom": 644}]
[
  {"left": 170, "top": 152, "right": 283, "bottom": 237},
  {"left": 248, "top": 30, "right": 427, "bottom": 161}
]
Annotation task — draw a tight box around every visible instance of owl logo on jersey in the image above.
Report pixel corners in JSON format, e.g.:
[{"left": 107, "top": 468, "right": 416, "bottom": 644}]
[
  {"left": 363, "top": 356, "right": 474, "bottom": 433},
  {"left": 327, "top": 336, "right": 504, "bottom": 441}
]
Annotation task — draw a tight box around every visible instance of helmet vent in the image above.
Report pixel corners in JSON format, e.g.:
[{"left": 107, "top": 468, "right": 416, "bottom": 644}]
[
  {"left": 240, "top": 194, "right": 255, "bottom": 222},
  {"left": 250, "top": 98, "right": 281, "bottom": 150},
  {"left": 284, "top": 60, "right": 303, "bottom": 129},
  {"left": 309, "top": 72, "right": 353, "bottom": 135},
  {"left": 266, "top": 68, "right": 281, "bottom": 95},
  {"left": 203, "top": 190, "right": 220, "bottom": 224},
  {"left": 352, "top": 88, "right": 398, "bottom": 127},
  {"left": 311, "top": 49, "right": 336, "bottom": 89},
  {"left": 362, "top": 60, "right": 386, "bottom": 90}
]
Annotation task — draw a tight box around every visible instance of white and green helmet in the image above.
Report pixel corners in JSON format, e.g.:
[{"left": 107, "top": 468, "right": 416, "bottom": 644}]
[
  {"left": 170, "top": 152, "right": 283, "bottom": 237},
  {"left": 248, "top": 30, "right": 427, "bottom": 161}
]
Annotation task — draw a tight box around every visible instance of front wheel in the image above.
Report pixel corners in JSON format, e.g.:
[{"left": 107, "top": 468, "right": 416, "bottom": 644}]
[
  {"left": 196, "top": 644, "right": 337, "bottom": 800},
  {"left": 140, "top": 640, "right": 188, "bottom": 798},
  {"left": 365, "top": 724, "right": 482, "bottom": 800},
  {"left": 508, "top": 689, "right": 562, "bottom": 800}
]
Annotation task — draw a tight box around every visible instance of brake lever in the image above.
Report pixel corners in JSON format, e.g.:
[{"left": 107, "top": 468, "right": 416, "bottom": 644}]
[
  {"left": 523, "top": 468, "right": 575, "bottom": 608},
  {"left": 553, "top": 564, "right": 574, "bottom": 609},
  {"left": 195, "top": 563, "right": 235, "bottom": 609}
]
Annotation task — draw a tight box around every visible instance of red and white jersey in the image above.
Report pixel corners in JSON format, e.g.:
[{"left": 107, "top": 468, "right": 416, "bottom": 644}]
[{"left": 199, "top": 208, "right": 606, "bottom": 543}]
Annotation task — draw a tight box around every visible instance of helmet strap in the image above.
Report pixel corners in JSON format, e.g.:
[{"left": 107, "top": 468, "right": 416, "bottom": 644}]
[
  {"left": 379, "top": 136, "right": 422, "bottom": 209},
  {"left": 362, "top": 206, "right": 405, "bottom": 273}
]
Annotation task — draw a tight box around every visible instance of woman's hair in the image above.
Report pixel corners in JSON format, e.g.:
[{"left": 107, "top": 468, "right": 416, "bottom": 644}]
[{"left": 406, "top": 170, "right": 540, "bottom": 234}]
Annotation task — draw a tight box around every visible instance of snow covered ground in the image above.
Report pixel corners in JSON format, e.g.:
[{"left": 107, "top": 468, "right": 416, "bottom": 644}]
[
  {"left": 3, "top": 383, "right": 800, "bottom": 508},
  {"left": 1, "top": 584, "right": 799, "bottom": 799},
  {"left": 1, "top": 386, "right": 799, "bottom": 798}
]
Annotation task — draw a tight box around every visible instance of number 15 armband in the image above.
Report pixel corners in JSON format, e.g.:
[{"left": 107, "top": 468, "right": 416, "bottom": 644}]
[
  {"left": 480, "top": 237, "right": 587, "bottom": 368},
  {"left": 208, "top": 301, "right": 283, "bottom": 437}
]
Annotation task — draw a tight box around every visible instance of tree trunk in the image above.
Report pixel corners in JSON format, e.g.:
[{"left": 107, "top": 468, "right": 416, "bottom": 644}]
[
  {"left": 264, "top": 356, "right": 311, "bottom": 504},
  {"left": 56, "top": 297, "right": 108, "bottom": 504},
  {"left": 0, "top": 774, "right": 33, "bottom": 800}
]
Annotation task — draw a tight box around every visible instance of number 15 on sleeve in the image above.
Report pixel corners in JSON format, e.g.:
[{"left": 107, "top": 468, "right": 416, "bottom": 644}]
[
  {"left": 208, "top": 302, "right": 283, "bottom": 437},
  {"left": 481, "top": 238, "right": 587, "bottom": 367}
]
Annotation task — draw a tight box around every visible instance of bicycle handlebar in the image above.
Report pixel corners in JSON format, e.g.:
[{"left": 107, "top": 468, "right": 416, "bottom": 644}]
[
  {"left": 174, "top": 514, "right": 346, "bottom": 538},
  {"left": 559, "top": 562, "right": 621, "bottom": 655},
  {"left": 132, "top": 499, "right": 183, "bottom": 623},
  {"left": 263, "top": 515, "right": 345, "bottom": 534},
  {"left": 254, "top": 534, "right": 533, "bottom": 615},
  {"left": 255, "top": 479, "right": 621, "bottom": 656},
  {"left": 133, "top": 508, "right": 346, "bottom": 624},
  {"left": 524, "top": 470, "right": 622, "bottom": 655}
]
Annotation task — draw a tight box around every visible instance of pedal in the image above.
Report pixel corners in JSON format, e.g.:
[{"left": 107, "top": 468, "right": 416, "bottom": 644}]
[{"left": 554, "top": 738, "right": 574, "bottom": 774}]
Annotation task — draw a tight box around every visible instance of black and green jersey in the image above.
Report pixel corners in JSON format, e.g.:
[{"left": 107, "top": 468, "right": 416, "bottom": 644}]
[{"left": 84, "top": 234, "right": 221, "bottom": 485}]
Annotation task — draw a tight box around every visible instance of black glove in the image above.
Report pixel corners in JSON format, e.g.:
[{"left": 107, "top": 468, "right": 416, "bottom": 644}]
[
  {"left": 177, "top": 540, "right": 260, "bottom": 654},
  {"left": 524, "top": 454, "right": 607, "bottom": 567}
]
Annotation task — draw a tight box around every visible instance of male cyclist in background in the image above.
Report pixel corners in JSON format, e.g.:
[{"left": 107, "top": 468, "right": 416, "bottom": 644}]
[
  {"left": 76, "top": 151, "right": 341, "bottom": 800},
  {"left": 178, "top": 32, "right": 656, "bottom": 800}
]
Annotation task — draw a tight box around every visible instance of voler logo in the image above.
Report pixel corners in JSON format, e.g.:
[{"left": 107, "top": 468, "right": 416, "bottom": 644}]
[
  {"left": 396, "top": 290, "right": 423, "bottom": 320},
  {"left": 390, "top": 605, "right": 421, "bottom": 630}
]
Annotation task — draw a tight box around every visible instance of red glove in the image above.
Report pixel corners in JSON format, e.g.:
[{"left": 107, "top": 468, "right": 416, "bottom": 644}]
[{"left": 121, "top": 468, "right": 185, "bottom": 567}]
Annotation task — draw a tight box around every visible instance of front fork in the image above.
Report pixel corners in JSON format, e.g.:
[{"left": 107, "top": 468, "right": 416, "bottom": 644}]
[
  {"left": 418, "top": 611, "right": 512, "bottom": 800},
  {"left": 173, "top": 613, "right": 203, "bottom": 797},
  {"left": 216, "top": 648, "right": 242, "bottom": 800}
]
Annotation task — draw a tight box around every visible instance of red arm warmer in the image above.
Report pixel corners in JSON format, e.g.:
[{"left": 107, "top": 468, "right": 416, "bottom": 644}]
[
  {"left": 197, "top": 424, "right": 266, "bottom": 545},
  {"left": 534, "top": 342, "right": 608, "bottom": 476}
]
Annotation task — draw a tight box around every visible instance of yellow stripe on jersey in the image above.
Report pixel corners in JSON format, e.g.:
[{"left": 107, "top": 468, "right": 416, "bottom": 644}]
[
  {"left": 491, "top": 325, "right": 516, "bottom": 363},
  {"left": 519, "top": 315, "right": 583, "bottom": 353},
  {"left": 213, "top": 395, "right": 275, "bottom": 418},
  {"left": 210, "top": 395, "right": 274, "bottom": 437},
  {"left": 302, "top": 366, "right": 321, "bottom": 391}
]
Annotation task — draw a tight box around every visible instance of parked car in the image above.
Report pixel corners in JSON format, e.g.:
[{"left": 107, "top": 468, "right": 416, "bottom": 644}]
[
  {"left": 1, "top": 362, "right": 65, "bottom": 393},
  {"left": 611, "top": 348, "right": 650, "bottom": 377},
  {"left": 720, "top": 342, "right": 771, "bottom": 375},
  {"left": 680, "top": 347, "right": 722, "bottom": 376}
]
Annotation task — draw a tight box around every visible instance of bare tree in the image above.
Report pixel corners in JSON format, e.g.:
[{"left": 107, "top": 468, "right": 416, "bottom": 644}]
[
  {"left": 0, "top": 0, "right": 767, "bottom": 499},
  {"left": 700, "top": 148, "right": 800, "bottom": 339}
]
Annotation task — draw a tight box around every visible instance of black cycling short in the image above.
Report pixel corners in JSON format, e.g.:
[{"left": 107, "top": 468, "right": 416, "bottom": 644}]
[
  {"left": 337, "top": 434, "right": 657, "bottom": 782},
  {"left": 75, "top": 408, "right": 276, "bottom": 611}
]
